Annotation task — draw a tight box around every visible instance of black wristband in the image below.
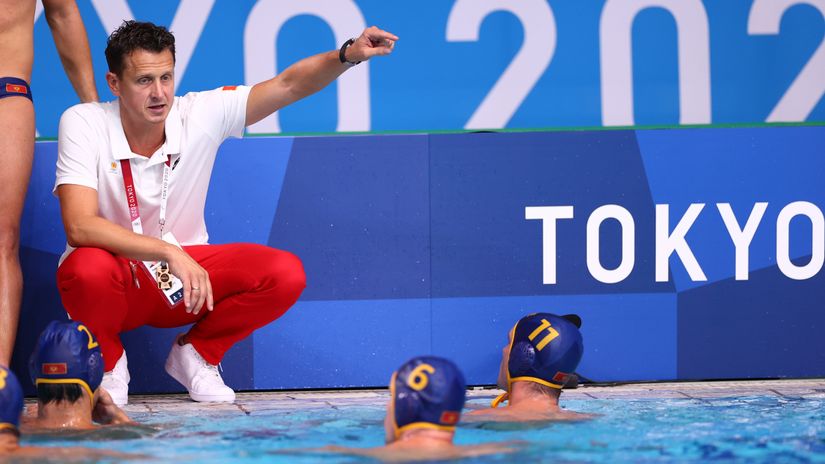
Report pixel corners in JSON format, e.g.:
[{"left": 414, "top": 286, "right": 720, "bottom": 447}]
[{"left": 339, "top": 38, "right": 361, "bottom": 65}]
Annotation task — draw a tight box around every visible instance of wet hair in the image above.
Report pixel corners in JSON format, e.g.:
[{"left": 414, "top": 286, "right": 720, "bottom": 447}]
[
  {"left": 0, "top": 427, "right": 19, "bottom": 438},
  {"left": 105, "top": 20, "right": 176, "bottom": 75},
  {"left": 36, "top": 383, "right": 83, "bottom": 406}
]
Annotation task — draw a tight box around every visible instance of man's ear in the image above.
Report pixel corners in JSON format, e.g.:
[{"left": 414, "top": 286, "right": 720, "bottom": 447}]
[{"left": 106, "top": 71, "right": 120, "bottom": 97}]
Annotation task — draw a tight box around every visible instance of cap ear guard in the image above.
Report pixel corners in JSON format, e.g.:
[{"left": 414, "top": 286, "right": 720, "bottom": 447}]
[
  {"left": 0, "top": 366, "right": 24, "bottom": 431},
  {"left": 509, "top": 341, "right": 537, "bottom": 374}
]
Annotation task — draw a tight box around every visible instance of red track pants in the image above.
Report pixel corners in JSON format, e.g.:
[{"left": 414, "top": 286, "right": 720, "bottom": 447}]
[{"left": 56, "top": 243, "right": 306, "bottom": 371}]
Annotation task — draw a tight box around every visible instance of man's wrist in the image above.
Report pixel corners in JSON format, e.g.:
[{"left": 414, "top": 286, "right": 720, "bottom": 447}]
[
  {"left": 158, "top": 241, "right": 178, "bottom": 262},
  {"left": 338, "top": 38, "right": 361, "bottom": 66}
]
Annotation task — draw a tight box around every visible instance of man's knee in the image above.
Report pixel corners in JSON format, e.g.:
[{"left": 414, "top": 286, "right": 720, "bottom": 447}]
[
  {"left": 57, "top": 248, "right": 123, "bottom": 288},
  {"left": 254, "top": 247, "right": 306, "bottom": 298},
  {"left": 0, "top": 223, "right": 20, "bottom": 257},
  {"left": 274, "top": 250, "right": 307, "bottom": 295}
]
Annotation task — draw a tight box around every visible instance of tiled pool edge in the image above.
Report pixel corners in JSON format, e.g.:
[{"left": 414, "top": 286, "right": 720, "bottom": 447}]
[{"left": 109, "top": 378, "right": 825, "bottom": 415}]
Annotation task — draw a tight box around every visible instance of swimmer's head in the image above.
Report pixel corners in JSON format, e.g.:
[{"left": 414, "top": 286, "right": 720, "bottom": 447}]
[
  {"left": 493, "top": 313, "right": 583, "bottom": 407},
  {"left": 0, "top": 366, "right": 23, "bottom": 437},
  {"left": 105, "top": 21, "right": 176, "bottom": 76},
  {"left": 28, "top": 321, "right": 104, "bottom": 406},
  {"left": 385, "top": 356, "right": 466, "bottom": 443}
]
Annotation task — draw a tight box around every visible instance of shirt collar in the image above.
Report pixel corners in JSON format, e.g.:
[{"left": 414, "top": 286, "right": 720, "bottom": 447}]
[{"left": 106, "top": 98, "right": 181, "bottom": 166}]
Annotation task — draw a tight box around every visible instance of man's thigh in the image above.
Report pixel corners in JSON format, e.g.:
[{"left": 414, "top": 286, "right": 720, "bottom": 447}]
[{"left": 0, "top": 95, "right": 34, "bottom": 232}]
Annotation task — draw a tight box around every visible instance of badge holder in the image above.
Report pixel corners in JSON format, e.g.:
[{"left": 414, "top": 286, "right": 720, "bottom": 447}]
[{"left": 142, "top": 232, "right": 185, "bottom": 307}]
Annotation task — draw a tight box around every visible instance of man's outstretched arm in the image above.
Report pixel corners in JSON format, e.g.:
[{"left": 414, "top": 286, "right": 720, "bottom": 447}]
[
  {"left": 245, "top": 26, "right": 397, "bottom": 126},
  {"left": 43, "top": 0, "right": 98, "bottom": 102}
]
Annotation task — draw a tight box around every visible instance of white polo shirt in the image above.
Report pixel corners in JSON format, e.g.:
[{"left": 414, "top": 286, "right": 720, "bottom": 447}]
[{"left": 55, "top": 85, "right": 252, "bottom": 265}]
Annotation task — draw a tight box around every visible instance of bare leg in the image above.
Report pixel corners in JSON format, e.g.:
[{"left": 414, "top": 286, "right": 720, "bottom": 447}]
[{"left": 0, "top": 96, "right": 34, "bottom": 365}]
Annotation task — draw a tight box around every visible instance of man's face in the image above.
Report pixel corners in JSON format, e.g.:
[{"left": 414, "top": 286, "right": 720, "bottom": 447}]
[
  {"left": 497, "top": 328, "right": 514, "bottom": 390},
  {"left": 107, "top": 49, "right": 175, "bottom": 129}
]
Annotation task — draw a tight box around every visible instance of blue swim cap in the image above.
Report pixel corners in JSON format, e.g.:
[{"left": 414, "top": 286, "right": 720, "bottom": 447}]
[
  {"left": 28, "top": 321, "right": 104, "bottom": 402},
  {"left": 0, "top": 366, "right": 23, "bottom": 433},
  {"left": 391, "top": 356, "right": 466, "bottom": 438},
  {"left": 493, "top": 313, "right": 583, "bottom": 407}
]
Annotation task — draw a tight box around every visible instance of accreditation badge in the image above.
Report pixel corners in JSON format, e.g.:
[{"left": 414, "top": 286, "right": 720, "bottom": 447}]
[{"left": 142, "top": 232, "right": 185, "bottom": 307}]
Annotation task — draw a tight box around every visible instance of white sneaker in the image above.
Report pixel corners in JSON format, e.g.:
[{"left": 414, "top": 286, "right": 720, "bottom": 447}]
[
  {"left": 101, "top": 351, "right": 130, "bottom": 406},
  {"left": 164, "top": 337, "right": 235, "bottom": 403}
]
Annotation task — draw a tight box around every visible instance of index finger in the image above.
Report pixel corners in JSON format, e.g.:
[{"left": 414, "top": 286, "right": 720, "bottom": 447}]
[{"left": 366, "top": 28, "right": 399, "bottom": 42}]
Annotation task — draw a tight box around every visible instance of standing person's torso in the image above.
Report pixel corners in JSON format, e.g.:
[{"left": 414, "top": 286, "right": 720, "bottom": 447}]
[{"left": 0, "top": 0, "right": 36, "bottom": 81}]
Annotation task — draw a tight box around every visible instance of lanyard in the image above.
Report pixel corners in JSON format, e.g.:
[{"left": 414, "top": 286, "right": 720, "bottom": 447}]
[{"left": 120, "top": 157, "right": 172, "bottom": 237}]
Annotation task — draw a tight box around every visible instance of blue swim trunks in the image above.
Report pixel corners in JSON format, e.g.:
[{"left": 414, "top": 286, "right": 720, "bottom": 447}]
[{"left": 0, "top": 77, "right": 32, "bottom": 102}]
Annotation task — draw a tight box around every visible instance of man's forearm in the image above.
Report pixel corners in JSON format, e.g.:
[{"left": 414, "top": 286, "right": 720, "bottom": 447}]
[
  {"left": 45, "top": 4, "right": 98, "bottom": 102},
  {"left": 278, "top": 50, "right": 348, "bottom": 101},
  {"left": 65, "top": 216, "right": 176, "bottom": 263},
  {"left": 246, "top": 51, "right": 346, "bottom": 126},
  {"left": 246, "top": 26, "right": 397, "bottom": 126}
]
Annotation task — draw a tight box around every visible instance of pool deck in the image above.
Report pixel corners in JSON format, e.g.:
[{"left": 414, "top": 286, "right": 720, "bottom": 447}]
[{"left": 119, "top": 378, "right": 825, "bottom": 415}]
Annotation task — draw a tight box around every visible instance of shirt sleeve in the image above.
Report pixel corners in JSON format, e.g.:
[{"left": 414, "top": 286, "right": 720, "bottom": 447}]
[
  {"left": 187, "top": 85, "right": 252, "bottom": 143},
  {"left": 54, "top": 106, "right": 100, "bottom": 194}
]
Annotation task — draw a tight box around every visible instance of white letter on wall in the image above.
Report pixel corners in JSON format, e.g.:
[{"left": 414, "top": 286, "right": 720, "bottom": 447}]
[
  {"left": 168, "top": 0, "right": 216, "bottom": 85},
  {"left": 718, "top": 202, "right": 768, "bottom": 280},
  {"left": 89, "top": 0, "right": 133, "bottom": 34},
  {"left": 748, "top": 0, "right": 825, "bottom": 122},
  {"left": 776, "top": 201, "right": 824, "bottom": 279},
  {"left": 447, "top": 0, "right": 556, "bottom": 129},
  {"left": 244, "top": 0, "right": 368, "bottom": 134},
  {"left": 656, "top": 203, "right": 707, "bottom": 282},
  {"left": 88, "top": 0, "right": 214, "bottom": 85},
  {"left": 586, "top": 205, "right": 635, "bottom": 284},
  {"left": 600, "top": 0, "right": 711, "bottom": 125},
  {"left": 525, "top": 206, "right": 574, "bottom": 285}
]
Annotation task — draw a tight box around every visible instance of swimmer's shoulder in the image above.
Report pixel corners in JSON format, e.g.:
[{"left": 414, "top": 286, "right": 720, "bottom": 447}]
[
  {"left": 328, "top": 443, "right": 519, "bottom": 462},
  {"left": 464, "top": 407, "right": 596, "bottom": 423},
  {"left": 463, "top": 406, "right": 514, "bottom": 420}
]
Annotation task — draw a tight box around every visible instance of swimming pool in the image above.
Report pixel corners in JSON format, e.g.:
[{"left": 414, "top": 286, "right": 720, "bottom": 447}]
[{"left": 20, "top": 379, "right": 825, "bottom": 463}]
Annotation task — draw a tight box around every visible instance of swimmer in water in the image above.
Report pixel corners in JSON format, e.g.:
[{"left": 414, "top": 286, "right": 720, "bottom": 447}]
[
  {"left": 22, "top": 321, "right": 133, "bottom": 431},
  {"left": 317, "top": 356, "right": 518, "bottom": 461},
  {"left": 465, "top": 313, "right": 593, "bottom": 422},
  {"left": 0, "top": 364, "right": 135, "bottom": 459}
]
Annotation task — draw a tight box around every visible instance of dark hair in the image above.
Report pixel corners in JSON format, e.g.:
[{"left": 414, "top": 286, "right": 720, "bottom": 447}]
[
  {"left": 36, "top": 383, "right": 83, "bottom": 406},
  {"left": 105, "top": 20, "right": 176, "bottom": 75}
]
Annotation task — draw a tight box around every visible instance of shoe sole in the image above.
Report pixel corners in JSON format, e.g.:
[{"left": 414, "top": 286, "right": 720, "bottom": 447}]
[
  {"left": 165, "top": 359, "right": 235, "bottom": 403},
  {"left": 189, "top": 391, "right": 236, "bottom": 402}
]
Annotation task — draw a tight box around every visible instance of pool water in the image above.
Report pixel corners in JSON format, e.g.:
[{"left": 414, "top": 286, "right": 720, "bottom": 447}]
[{"left": 19, "top": 384, "right": 825, "bottom": 463}]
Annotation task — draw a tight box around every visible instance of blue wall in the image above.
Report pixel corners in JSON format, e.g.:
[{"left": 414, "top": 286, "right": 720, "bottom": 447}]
[
  {"left": 32, "top": 0, "right": 825, "bottom": 137},
  {"left": 12, "top": 127, "right": 825, "bottom": 394}
]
